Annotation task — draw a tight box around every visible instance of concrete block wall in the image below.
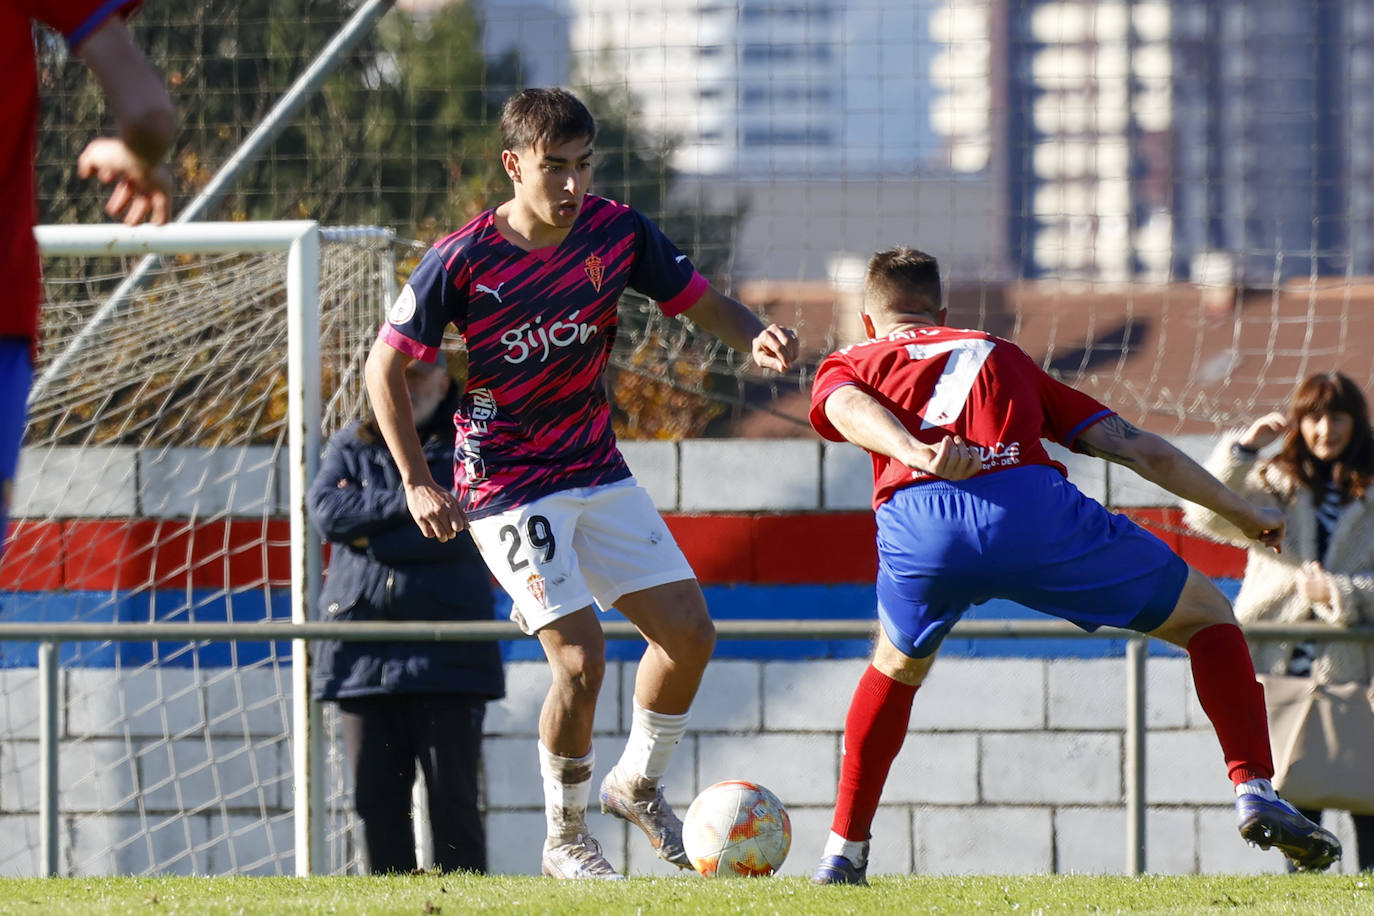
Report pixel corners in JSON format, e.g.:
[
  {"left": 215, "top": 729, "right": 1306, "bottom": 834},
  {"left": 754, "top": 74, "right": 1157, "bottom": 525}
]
[
  {"left": 12, "top": 446, "right": 288, "bottom": 518},
  {"left": 10, "top": 436, "right": 1223, "bottom": 519},
  {"left": 9, "top": 433, "right": 1341, "bottom": 878},
  {"left": 7, "top": 656, "right": 1370, "bottom": 877}
]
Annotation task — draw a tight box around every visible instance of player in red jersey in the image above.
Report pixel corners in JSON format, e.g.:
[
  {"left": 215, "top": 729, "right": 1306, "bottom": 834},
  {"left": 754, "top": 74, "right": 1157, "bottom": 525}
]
[
  {"left": 807, "top": 247, "right": 1340, "bottom": 884},
  {"left": 365, "top": 88, "right": 798, "bottom": 879},
  {"left": 1, "top": 1, "right": 174, "bottom": 550}
]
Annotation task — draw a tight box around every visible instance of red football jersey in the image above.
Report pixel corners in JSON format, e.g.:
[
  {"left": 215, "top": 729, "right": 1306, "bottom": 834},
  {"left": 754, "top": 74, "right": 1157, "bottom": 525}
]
[
  {"left": 809, "top": 326, "right": 1114, "bottom": 509},
  {"left": 2, "top": 1, "right": 140, "bottom": 351}
]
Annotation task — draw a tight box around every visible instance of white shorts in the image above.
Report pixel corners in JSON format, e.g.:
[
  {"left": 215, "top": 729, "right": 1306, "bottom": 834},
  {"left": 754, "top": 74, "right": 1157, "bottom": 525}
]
[{"left": 466, "top": 478, "right": 696, "bottom": 634}]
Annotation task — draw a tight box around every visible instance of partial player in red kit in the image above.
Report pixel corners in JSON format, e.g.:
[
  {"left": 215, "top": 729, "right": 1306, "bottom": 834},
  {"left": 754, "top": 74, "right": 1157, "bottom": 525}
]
[
  {"left": 807, "top": 247, "right": 1340, "bottom": 883},
  {"left": 2, "top": 1, "right": 175, "bottom": 550}
]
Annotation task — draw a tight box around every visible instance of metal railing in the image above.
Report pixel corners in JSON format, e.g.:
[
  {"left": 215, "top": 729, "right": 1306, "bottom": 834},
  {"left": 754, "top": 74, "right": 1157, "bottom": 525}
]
[{"left": 8, "top": 618, "right": 1373, "bottom": 877}]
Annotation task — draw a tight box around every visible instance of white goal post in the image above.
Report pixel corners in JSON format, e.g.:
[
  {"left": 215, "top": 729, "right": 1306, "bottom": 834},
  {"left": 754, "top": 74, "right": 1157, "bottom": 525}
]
[{"left": 28, "top": 220, "right": 390, "bottom": 876}]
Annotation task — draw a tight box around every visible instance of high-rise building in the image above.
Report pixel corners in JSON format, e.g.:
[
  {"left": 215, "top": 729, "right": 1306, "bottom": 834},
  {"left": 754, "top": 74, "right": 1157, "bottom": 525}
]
[
  {"left": 1007, "top": 0, "right": 1374, "bottom": 283},
  {"left": 568, "top": 0, "right": 961, "bottom": 177},
  {"left": 1170, "top": 0, "right": 1374, "bottom": 283},
  {"left": 566, "top": 0, "right": 1005, "bottom": 282},
  {"left": 1005, "top": 1, "right": 1173, "bottom": 281},
  {"left": 478, "top": 0, "right": 574, "bottom": 88}
]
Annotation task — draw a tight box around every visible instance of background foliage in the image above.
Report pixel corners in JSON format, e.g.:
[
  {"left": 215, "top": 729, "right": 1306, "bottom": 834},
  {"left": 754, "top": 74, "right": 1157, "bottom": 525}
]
[{"left": 33, "top": 1, "right": 745, "bottom": 440}]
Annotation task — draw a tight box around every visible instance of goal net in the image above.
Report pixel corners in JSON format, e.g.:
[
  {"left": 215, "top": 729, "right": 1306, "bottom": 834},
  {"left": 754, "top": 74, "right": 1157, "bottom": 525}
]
[
  {"left": 0, "top": 223, "right": 397, "bottom": 876},
  {"left": 31, "top": 1, "right": 1367, "bottom": 447}
]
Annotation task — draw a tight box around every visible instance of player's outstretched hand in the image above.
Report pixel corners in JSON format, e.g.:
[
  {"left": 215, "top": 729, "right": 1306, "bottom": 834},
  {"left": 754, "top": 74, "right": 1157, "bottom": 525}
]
[
  {"left": 404, "top": 481, "right": 468, "bottom": 542},
  {"left": 1232, "top": 505, "right": 1285, "bottom": 552},
  {"left": 751, "top": 323, "right": 799, "bottom": 372},
  {"left": 1239, "top": 412, "right": 1288, "bottom": 452},
  {"left": 77, "top": 138, "right": 174, "bottom": 225}
]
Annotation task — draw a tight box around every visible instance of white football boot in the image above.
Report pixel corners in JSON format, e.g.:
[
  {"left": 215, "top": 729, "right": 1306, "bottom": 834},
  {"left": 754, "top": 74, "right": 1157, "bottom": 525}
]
[
  {"left": 540, "top": 832, "right": 626, "bottom": 880},
  {"left": 599, "top": 767, "right": 692, "bottom": 869}
]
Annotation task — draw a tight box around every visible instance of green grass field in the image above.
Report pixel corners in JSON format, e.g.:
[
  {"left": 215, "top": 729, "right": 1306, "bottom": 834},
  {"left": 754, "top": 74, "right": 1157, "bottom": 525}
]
[{"left": 1, "top": 873, "right": 1369, "bottom": 915}]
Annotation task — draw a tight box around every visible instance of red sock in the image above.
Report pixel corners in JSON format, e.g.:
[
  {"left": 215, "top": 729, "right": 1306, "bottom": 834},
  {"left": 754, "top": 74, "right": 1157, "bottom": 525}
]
[
  {"left": 831, "top": 665, "right": 918, "bottom": 841},
  {"left": 1187, "top": 623, "right": 1274, "bottom": 785}
]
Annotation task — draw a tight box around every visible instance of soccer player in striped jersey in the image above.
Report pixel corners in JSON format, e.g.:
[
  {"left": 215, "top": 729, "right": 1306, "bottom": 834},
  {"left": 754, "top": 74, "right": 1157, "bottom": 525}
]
[
  {"left": 2, "top": 2, "right": 175, "bottom": 553},
  {"left": 807, "top": 247, "right": 1340, "bottom": 884},
  {"left": 365, "top": 88, "right": 798, "bottom": 879}
]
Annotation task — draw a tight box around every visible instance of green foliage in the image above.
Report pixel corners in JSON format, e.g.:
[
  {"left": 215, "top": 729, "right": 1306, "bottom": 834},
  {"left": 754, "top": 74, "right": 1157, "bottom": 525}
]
[
  {"left": 33, "top": 3, "right": 739, "bottom": 248},
  {"left": 35, "top": 2, "right": 514, "bottom": 233},
  {"left": 30, "top": 3, "right": 745, "bottom": 442}
]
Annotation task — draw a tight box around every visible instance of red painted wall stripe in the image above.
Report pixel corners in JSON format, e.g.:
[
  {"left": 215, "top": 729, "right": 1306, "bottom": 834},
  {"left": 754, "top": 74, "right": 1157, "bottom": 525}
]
[
  {"left": 1122, "top": 508, "right": 1246, "bottom": 579},
  {"left": 1, "top": 509, "right": 1243, "bottom": 591},
  {"left": 0, "top": 519, "right": 293, "bottom": 591}
]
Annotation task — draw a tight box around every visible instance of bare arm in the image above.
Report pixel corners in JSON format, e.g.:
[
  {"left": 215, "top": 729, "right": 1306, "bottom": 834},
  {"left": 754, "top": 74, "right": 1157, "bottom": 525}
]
[
  {"left": 74, "top": 18, "right": 175, "bottom": 224},
  {"left": 1077, "top": 414, "right": 1284, "bottom": 549},
  {"left": 363, "top": 338, "right": 465, "bottom": 541},
  {"left": 823, "top": 386, "right": 982, "bottom": 480},
  {"left": 679, "top": 287, "right": 798, "bottom": 371}
]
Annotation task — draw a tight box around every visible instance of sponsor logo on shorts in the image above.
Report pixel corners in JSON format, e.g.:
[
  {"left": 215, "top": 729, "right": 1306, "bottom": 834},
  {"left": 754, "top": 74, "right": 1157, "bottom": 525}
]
[{"left": 526, "top": 572, "right": 549, "bottom": 608}]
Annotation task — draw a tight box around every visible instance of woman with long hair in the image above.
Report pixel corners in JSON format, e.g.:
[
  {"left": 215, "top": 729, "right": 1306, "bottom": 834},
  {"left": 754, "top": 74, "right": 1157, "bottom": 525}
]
[{"left": 1186, "top": 371, "right": 1374, "bottom": 871}]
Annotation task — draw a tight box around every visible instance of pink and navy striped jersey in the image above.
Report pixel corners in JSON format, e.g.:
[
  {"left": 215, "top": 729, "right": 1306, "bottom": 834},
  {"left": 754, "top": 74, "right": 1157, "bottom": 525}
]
[{"left": 380, "top": 195, "right": 708, "bottom": 519}]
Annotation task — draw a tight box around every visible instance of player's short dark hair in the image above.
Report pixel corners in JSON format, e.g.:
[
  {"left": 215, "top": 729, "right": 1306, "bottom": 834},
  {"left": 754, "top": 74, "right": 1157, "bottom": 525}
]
[
  {"left": 864, "top": 247, "right": 942, "bottom": 317},
  {"left": 501, "top": 88, "right": 597, "bottom": 154}
]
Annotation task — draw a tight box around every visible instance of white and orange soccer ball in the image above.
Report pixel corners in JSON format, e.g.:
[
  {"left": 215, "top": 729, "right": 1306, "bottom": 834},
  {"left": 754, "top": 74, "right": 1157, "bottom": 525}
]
[{"left": 681, "top": 779, "right": 791, "bottom": 877}]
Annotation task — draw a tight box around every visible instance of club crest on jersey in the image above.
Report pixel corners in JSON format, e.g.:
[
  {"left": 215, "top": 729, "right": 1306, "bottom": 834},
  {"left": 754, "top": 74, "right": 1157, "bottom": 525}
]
[
  {"left": 388, "top": 285, "right": 417, "bottom": 325},
  {"left": 584, "top": 254, "right": 604, "bottom": 292},
  {"left": 525, "top": 572, "right": 549, "bottom": 608}
]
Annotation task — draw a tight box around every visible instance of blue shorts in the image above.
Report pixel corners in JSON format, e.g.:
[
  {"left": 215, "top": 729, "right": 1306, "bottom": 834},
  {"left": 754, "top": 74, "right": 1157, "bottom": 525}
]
[
  {"left": 0, "top": 339, "right": 34, "bottom": 549},
  {"left": 875, "top": 464, "right": 1188, "bottom": 658}
]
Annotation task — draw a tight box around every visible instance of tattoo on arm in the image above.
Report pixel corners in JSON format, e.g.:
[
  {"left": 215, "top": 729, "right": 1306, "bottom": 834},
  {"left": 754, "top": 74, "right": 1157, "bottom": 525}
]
[
  {"left": 1079, "top": 415, "right": 1142, "bottom": 466},
  {"left": 1098, "top": 415, "right": 1143, "bottom": 440}
]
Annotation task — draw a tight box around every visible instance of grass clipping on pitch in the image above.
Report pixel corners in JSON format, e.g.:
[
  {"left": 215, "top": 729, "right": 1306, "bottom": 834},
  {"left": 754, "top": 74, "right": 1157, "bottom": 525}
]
[{"left": 2, "top": 873, "right": 1371, "bottom": 915}]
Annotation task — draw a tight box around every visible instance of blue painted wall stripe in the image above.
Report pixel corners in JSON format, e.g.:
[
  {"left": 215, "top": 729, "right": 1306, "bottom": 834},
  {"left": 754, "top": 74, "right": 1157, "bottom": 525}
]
[{"left": 0, "top": 580, "right": 1241, "bottom": 666}]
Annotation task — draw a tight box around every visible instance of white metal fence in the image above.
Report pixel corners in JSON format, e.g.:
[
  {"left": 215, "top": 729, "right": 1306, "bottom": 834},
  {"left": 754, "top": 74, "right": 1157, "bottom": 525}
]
[{"left": 9, "top": 618, "right": 1372, "bottom": 877}]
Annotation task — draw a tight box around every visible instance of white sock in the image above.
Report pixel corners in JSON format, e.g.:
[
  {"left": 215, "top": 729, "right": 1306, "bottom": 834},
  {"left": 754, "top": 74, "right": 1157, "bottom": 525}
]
[
  {"left": 1236, "top": 778, "right": 1277, "bottom": 800},
  {"left": 538, "top": 741, "right": 594, "bottom": 841},
  {"left": 822, "top": 830, "right": 869, "bottom": 867},
  {"left": 613, "top": 699, "right": 689, "bottom": 783}
]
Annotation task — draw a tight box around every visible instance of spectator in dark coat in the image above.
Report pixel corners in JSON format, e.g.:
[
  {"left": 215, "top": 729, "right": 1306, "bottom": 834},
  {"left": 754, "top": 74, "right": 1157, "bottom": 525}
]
[{"left": 309, "top": 354, "right": 504, "bottom": 874}]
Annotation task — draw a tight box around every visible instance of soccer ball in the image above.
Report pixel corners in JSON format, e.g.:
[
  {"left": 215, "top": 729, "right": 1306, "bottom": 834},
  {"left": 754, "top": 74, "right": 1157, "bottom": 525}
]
[{"left": 681, "top": 779, "right": 791, "bottom": 877}]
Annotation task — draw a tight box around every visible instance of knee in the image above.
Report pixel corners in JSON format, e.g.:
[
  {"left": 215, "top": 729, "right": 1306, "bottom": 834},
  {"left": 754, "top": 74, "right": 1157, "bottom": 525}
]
[
  {"left": 664, "top": 610, "right": 715, "bottom": 670},
  {"left": 552, "top": 647, "right": 606, "bottom": 699},
  {"left": 1150, "top": 568, "right": 1238, "bottom": 647},
  {"left": 684, "top": 613, "right": 716, "bottom": 662}
]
